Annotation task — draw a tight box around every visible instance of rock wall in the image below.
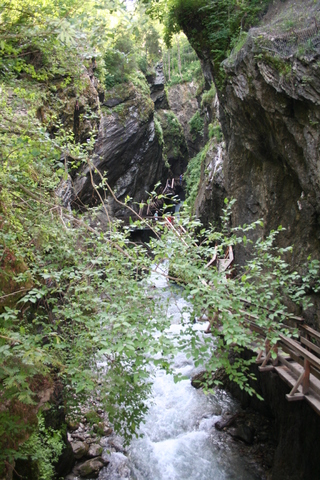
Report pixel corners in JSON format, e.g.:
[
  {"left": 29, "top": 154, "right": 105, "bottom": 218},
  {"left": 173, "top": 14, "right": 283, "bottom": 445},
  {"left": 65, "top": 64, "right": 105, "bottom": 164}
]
[
  {"left": 194, "top": 137, "right": 226, "bottom": 226},
  {"left": 179, "top": 2, "right": 320, "bottom": 478},
  {"left": 146, "top": 62, "right": 169, "bottom": 110},
  {"left": 220, "top": 29, "right": 320, "bottom": 272},
  {"left": 167, "top": 82, "right": 200, "bottom": 157},
  {"left": 180, "top": 0, "right": 320, "bottom": 325},
  {"left": 71, "top": 64, "right": 193, "bottom": 221},
  {"left": 73, "top": 80, "right": 165, "bottom": 218}
]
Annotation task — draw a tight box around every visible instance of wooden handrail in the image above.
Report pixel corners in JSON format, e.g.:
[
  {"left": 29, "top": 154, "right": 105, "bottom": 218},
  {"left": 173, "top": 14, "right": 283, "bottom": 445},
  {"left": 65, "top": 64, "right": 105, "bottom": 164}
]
[
  {"left": 300, "top": 324, "right": 320, "bottom": 342},
  {"left": 279, "top": 334, "right": 320, "bottom": 370},
  {"left": 300, "top": 337, "right": 320, "bottom": 356}
]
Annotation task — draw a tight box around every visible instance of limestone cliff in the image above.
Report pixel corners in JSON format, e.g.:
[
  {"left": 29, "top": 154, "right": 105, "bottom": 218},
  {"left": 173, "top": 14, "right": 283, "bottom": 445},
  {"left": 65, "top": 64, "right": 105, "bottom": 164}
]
[
  {"left": 71, "top": 64, "right": 193, "bottom": 221},
  {"left": 73, "top": 79, "right": 165, "bottom": 219},
  {"left": 167, "top": 82, "right": 200, "bottom": 157},
  {"left": 180, "top": 0, "right": 320, "bottom": 323}
]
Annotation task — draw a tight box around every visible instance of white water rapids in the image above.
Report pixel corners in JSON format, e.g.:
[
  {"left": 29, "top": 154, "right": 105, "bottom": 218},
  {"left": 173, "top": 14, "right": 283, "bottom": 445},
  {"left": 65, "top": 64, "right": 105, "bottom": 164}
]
[
  {"left": 127, "top": 265, "right": 259, "bottom": 480},
  {"left": 98, "top": 264, "right": 261, "bottom": 480}
]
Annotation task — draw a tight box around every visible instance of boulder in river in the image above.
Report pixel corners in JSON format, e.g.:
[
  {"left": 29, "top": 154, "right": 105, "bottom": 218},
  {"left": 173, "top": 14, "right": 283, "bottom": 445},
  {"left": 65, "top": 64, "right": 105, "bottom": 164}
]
[
  {"left": 229, "top": 424, "right": 255, "bottom": 445},
  {"left": 87, "top": 443, "right": 103, "bottom": 458},
  {"left": 71, "top": 440, "right": 89, "bottom": 460},
  {"left": 73, "top": 456, "right": 106, "bottom": 478}
]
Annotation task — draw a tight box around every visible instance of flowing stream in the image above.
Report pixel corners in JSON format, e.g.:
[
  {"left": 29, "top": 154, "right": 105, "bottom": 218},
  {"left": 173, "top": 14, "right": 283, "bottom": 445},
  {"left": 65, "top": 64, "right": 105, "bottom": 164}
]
[
  {"left": 127, "top": 265, "right": 259, "bottom": 480},
  {"left": 99, "top": 264, "right": 261, "bottom": 480}
]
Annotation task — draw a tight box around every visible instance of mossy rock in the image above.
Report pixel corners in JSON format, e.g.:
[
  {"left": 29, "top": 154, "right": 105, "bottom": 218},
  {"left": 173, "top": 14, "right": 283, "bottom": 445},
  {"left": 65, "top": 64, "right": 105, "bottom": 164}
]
[
  {"left": 102, "top": 80, "right": 154, "bottom": 126},
  {"left": 0, "top": 253, "right": 33, "bottom": 311},
  {"left": 156, "top": 110, "right": 188, "bottom": 171}
]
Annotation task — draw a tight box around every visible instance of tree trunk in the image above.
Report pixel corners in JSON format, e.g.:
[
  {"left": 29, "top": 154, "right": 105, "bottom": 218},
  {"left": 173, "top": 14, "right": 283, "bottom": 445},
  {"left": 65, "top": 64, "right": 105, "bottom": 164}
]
[
  {"left": 168, "top": 49, "right": 171, "bottom": 81},
  {"left": 177, "top": 36, "right": 182, "bottom": 79}
]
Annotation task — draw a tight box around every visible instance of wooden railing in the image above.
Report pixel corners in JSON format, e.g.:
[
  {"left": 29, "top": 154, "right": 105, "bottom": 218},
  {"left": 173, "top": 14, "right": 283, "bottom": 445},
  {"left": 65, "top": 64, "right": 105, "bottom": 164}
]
[{"left": 241, "top": 304, "right": 320, "bottom": 414}]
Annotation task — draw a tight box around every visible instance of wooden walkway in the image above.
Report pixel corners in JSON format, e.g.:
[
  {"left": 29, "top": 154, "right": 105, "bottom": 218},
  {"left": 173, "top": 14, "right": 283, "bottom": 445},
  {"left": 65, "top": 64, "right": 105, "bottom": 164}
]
[
  {"left": 204, "top": 251, "right": 320, "bottom": 416},
  {"left": 249, "top": 313, "right": 320, "bottom": 415}
]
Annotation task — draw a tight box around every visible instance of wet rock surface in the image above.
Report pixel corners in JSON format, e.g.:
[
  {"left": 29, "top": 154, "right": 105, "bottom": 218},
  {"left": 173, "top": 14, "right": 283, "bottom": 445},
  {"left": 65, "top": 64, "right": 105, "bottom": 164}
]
[
  {"left": 64, "top": 407, "right": 130, "bottom": 480},
  {"left": 212, "top": 408, "right": 276, "bottom": 479},
  {"left": 194, "top": 348, "right": 320, "bottom": 480},
  {"left": 168, "top": 82, "right": 201, "bottom": 157},
  {"left": 73, "top": 81, "right": 165, "bottom": 219},
  {"left": 192, "top": 371, "right": 276, "bottom": 479},
  {"left": 99, "top": 452, "right": 131, "bottom": 480},
  {"left": 146, "top": 62, "right": 169, "bottom": 110}
]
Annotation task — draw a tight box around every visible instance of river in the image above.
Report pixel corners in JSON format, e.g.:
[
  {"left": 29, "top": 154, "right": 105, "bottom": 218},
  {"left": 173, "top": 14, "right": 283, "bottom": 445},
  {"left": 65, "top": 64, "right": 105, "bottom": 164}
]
[{"left": 98, "top": 264, "right": 263, "bottom": 480}]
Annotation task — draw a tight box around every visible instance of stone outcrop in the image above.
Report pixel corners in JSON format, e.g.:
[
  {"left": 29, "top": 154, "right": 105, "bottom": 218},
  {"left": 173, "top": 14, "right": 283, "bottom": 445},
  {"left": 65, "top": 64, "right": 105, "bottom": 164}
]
[
  {"left": 167, "top": 82, "right": 200, "bottom": 157},
  {"left": 194, "top": 137, "right": 226, "bottom": 226},
  {"left": 180, "top": 0, "right": 320, "bottom": 324},
  {"left": 73, "top": 81, "right": 165, "bottom": 218},
  {"left": 156, "top": 109, "right": 188, "bottom": 177},
  {"left": 219, "top": 27, "right": 320, "bottom": 272},
  {"left": 146, "top": 62, "right": 169, "bottom": 109}
]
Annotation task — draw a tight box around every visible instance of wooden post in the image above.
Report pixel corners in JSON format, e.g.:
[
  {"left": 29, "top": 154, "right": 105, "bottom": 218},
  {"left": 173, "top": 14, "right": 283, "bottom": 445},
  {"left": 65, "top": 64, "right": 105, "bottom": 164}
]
[
  {"left": 272, "top": 343, "right": 279, "bottom": 366},
  {"left": 303, "top": 358, "right": 310, "bottom": 394},
  {"left": 265, "top": 338, "right": 270, "bottom": 355}
]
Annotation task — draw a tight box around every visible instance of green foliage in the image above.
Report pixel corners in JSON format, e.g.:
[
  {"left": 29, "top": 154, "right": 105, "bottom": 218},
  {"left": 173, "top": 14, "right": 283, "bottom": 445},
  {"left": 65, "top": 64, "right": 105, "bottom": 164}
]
[
  {"left": 129, "top": 70, "right": 151, "bottom": 98},
  {"left": 201, "top": 83, "right": 216, "bottom": 108},
  {"left": 14, "top": 413, "right": 64, "bottom": 480},
  {"left": 162, "top": 33, "right": 203, "bottom": 86},
  {"left": 189, "top": 110, "right": 204, "bottom": 140},
  {"left": 2, "top": 1, "right": 320, "bottom": 475},
  {"left": 208, "top": 121, "right": 222, "bottom": 141},
  {"left": 143, "top": 0, "right": 272, "bottom": 86},
  {"left": 0, "top": 0, "right": 123, "bottom": 84},
  {"left": 145, "top": 24, "right": 162, "bottom": 62},
  {"left": 163, "top": 110, "right": 183, "bottom": 138},
  {"left": 104, "top": 30, "right": 137, "bottom": 87},
  {"left": 103, "top": 5, "right": 163, "bottom": 88},
  {"left": 185, "top": 142, "right": 209, "bottom": 207},
  {"left": 262, "top": 53, "right": 292, "bottom": 77},
  {"left": 148, "top": 202, "right": 319, "bottom": 399}
]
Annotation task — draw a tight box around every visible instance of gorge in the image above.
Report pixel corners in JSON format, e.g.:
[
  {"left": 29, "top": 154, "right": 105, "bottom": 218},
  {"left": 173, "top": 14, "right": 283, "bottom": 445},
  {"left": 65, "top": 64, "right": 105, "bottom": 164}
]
[{"left": 1, "top": 1, "right": 320, "bottom": 479}]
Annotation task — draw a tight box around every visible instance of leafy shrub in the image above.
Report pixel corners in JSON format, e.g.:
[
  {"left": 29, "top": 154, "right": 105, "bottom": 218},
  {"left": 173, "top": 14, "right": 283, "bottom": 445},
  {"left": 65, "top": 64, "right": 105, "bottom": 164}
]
[
  {"left": 157, "top": 0, "right": 272, "bottom": 86},
  {"left": 189, "top": 110, "right": 204, "bottom": 140},
  {"left": 208, "top": 122, "right": 222, "bottom": 141},
  {"left": 201, "top": 83, "right": 216, "bottom": 108},
  {"left": 14, "top": 413, "right": 64, "bottom": 480}
]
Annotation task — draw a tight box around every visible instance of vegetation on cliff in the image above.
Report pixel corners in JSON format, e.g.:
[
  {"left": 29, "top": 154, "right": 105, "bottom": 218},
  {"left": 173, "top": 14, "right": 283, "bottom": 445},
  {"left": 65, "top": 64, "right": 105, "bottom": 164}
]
[
  {"left": 143, "top": 0, "right": 271, "bottom": 84},
  {"left": 2, "top": 0, "right": 320, "bottom": 477}
]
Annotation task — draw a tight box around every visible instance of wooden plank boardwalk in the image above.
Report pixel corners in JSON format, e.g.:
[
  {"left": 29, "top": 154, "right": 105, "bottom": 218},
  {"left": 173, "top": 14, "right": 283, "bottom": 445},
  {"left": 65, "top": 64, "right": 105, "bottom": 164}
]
[{"left": 255, "top": 322, "right": 320, "bottom": 415}]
